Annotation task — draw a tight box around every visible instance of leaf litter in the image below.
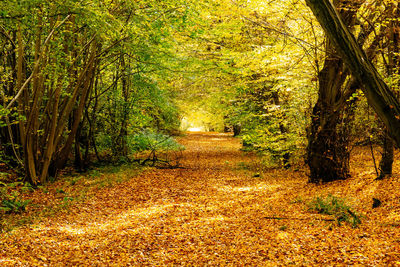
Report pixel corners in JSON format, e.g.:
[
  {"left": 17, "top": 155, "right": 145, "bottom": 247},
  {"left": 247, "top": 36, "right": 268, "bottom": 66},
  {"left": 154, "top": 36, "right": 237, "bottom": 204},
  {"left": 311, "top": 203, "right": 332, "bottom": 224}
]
[{"left": 0, "top": 132, "right": 400, "bottom": 265}]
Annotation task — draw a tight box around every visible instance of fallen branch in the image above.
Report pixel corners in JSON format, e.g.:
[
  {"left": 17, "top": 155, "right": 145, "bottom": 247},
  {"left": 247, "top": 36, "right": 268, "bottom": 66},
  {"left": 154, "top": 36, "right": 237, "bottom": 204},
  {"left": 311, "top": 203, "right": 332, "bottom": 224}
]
[{"left": 263, "top": 216, "right": 335, "bottom": 222}]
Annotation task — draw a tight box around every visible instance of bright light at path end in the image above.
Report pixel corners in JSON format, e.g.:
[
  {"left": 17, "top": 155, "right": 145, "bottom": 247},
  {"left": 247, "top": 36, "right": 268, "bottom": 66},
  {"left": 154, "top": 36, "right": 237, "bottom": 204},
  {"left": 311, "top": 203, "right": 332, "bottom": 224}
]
[{"left": 187, "top": 127, "right": 203, "bottom": 132}]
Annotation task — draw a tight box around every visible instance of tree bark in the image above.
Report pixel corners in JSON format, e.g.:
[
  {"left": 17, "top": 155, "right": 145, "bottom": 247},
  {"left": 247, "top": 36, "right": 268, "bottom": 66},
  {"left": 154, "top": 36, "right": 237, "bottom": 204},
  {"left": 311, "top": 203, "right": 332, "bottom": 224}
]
[
  {"left": 74, "top": 122, "right": 85, "bottom": 172},
  {"left": 305, "top": 0, "right": 400, "bottom": 148},
  {"left": 49, "top": 42, "right": 97, "bottom": 179},
  {"left": 379, "top": 128, "right": 394, "bottom": 178},
  {"left": 378, "top": 3, "right": 399, "bottom": 178},
  {"left": 306, "top": 0, "right": 361, "bottom": 183},
  {"left": 307, "top": 52, "right": 351, "bottom": 182}
]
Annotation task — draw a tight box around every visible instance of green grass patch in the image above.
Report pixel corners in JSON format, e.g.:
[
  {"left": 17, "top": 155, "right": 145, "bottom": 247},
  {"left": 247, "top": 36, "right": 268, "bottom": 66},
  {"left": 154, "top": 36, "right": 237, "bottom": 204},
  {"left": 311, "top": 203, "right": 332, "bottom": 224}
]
[
  {"left": 307, "top": 195, "right": 362, "bottom": 228},
  {"left": 279, "top": 225, "right": 288, "bottom": 231}
]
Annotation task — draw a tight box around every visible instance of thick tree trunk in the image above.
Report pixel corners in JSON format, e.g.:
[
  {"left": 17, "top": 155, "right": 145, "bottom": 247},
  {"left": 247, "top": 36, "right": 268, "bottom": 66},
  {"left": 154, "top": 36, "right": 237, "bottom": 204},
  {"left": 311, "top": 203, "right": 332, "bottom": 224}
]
[
  {"left": 306, "top": 1, "right": 361, "bottom": 183},
  {"left": 305, "top": 0, "right": 400, "bottom": 149},
  {"left": 307, "top": 53, "right": 351, "bottom": 182}
]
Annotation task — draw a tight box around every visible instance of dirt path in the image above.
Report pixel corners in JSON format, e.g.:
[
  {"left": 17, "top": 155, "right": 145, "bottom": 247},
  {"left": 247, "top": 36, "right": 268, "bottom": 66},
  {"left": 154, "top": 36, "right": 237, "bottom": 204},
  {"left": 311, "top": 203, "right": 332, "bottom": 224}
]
[{"left": 1, "top": 133, "right": 399, "bottom": 265}]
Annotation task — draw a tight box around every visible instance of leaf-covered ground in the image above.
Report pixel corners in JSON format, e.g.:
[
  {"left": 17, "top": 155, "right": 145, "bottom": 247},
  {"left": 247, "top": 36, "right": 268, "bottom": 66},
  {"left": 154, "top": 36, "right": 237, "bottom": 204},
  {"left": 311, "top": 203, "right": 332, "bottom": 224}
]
[{"left": 1, "top": 132, "right": 400, "bottom": 265}]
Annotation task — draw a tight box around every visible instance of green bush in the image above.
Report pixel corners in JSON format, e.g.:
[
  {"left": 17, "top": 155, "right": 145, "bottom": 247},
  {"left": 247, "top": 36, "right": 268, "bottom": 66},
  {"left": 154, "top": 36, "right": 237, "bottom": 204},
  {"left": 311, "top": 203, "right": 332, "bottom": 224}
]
[
  {"left": 307, "top": 195, "right": 362, "bottom": 228},
  {"left": 130, "top": 131, "right": 184, "bottom": 153},
  {"left": 129, "top": 131, "right": 185, "bottom": 167},
  {"left": 95, "top": 133, "right": 113, "bottom": 153}
]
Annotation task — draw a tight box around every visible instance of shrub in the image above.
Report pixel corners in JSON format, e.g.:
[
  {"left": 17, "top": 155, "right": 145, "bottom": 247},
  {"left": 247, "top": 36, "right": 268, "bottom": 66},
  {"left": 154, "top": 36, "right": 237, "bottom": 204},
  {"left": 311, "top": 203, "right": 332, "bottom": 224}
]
[
  {"left": 307, "top": 195, "right": 362, "bottom": 228},
  {"left": 130, "top": 131, "right": 184, "bottom": 153},
  {"left": 0, "top": 198, "right": 31, "bottom": 214},
  {"left": 129, "top": 131, "right": 185, "bottom": 167},
  {"left": 0, "top": 182, "right": 31, "bottom": 214}
]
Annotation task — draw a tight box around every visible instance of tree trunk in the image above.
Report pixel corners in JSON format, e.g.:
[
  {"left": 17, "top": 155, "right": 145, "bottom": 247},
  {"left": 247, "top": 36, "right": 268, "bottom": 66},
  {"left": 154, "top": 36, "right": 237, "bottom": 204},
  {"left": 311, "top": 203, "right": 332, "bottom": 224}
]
[
  {"left": 120, "top": 53, "right": 129, "bottom": 157},
  {"left": 306, "top": 0, "right": 361, "bottom": 183},
  {"left": 379, "top": 129, "right": 394, "bottom": 178},
  {"left": 49, "top": 43, "right": 97, "bottom": 178},
  {"left": 305, "top": 0, "right": 400, "bottom": 153},
  {"left": 111, "top": 53, "right": 129, "bottom": 158},
  {"left": 74, "top": 122, "right": 85, "bottom": 172},
  {"left": 233, "top": 124, "right": 241, "bottom": 137},
  {"left": 271, "top": 90, "right": 290, "bottom": 168},
  {"left": 307, "top": 55, "right": 351, "bottom": 182},
  {"left": 378, "top": 4, "right": 399, "bottom": 178}
]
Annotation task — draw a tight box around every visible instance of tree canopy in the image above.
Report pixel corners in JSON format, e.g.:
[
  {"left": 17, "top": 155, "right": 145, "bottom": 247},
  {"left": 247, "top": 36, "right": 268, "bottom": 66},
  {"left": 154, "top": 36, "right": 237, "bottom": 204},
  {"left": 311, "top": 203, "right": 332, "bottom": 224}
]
[
  {"left": 1, "top": 0, "right": 400, "bottom": 265},
  {"left": 1, "top": 0, "right": 400, "bottom": 183}
]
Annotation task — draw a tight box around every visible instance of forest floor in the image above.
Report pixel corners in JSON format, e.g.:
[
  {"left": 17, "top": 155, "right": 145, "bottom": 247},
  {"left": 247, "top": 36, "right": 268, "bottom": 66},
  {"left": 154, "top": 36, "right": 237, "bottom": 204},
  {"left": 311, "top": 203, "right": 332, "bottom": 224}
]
[{"left": 1, "top": 132, "right": 400, "bottom": 265}]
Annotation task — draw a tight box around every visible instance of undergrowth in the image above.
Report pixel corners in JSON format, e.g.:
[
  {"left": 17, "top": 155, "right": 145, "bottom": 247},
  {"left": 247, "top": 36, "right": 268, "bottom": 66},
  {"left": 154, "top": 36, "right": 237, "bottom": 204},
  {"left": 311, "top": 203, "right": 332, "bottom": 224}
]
[
  {"left": 307, "top": 195, "right": 362, "bottom": 228},
  {"left": 131, "top": 131, "right": 185, "bottom": 167},
  {"left": 0, "top": 182, "right": 32, "bottom": 214}
]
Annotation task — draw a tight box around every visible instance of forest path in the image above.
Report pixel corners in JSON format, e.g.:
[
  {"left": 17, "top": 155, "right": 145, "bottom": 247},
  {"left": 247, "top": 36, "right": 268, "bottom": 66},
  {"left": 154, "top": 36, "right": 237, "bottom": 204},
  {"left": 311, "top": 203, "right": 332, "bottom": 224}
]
[{"left": 1, "top": 133, "right": 400, "bottom": 265}]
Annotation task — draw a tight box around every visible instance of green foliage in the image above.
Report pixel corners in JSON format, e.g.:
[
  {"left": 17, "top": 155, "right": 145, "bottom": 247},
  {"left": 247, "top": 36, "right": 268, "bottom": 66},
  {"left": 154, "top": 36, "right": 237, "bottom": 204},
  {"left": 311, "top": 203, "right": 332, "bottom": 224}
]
[
  {"left": 236, "top": 162, "right": 250, "bottom": 170},
  {"left": 172, "top": 0, "right": 318, "bottom": 167},
  {"left": 129, "top": 131, "right": 184, "bottom": 167},
  {"left": 0, "top": 172, "right": 9, "bottom": 180},
  {"left": 130, "top": 131, "right": 184, "bottom": 153},
  {"left": 1, "top": 198, "right": 31, "bottom": 214},
  {"left": 0, "top": 0, "right": 190, "bottom": 182},
  {"left": 69, "top": 177, "right": 81, "bottom": 186},
  {"left": 236, "top": 86, "right": 301, "bottom": 167},
  {"left": 241, "top": 125, "right": 297, "bottom": 159},
  {"left": 279, "top": 225, "right": 288, "bottom": 231},
  {"left": 307, "top": 195, "right": 362, "bottom": 228},
  {"left": 88, "top": 170, "right": 101, "bottom": 179},
  {"left": 62, "top": 197, "right": 74, "bottom": 208},
  {"left": 0, "top": 106, "right": 11, "bottom": 128},
  {"left": 21, "top": 182, "right": 34, "bottom": 192},
  {"left": 56, "top": 189, "right": 66, "bottom": 194},
  {"left": 95, "top": 133, "right": 112, "bottom": 154},
  {"left": 0, "top": 182, "right": 31, "bottom": 214},
  {"left": 96, "top": 68, "right": 181, "bottom": 160}
]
